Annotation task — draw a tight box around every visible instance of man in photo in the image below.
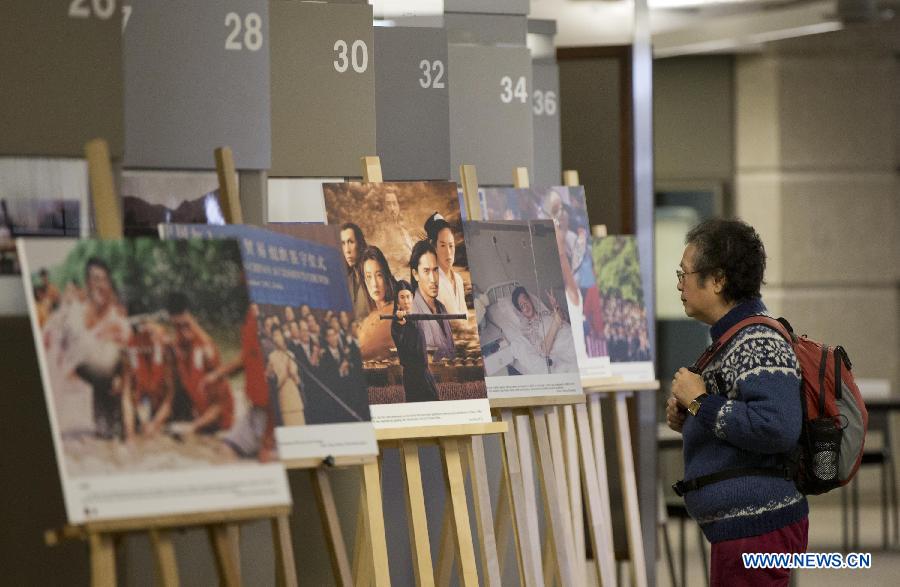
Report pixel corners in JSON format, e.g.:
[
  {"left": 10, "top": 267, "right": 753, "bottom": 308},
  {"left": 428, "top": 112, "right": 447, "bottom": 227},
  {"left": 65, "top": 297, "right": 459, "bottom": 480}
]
[
  {"left": 72, "top": 257, "right": 131, "bottom": 439},
  {"left": 380, "top": 189, "right": 415, "bottom": 256},
  {"left": 391, "top": 280, "right": 439, "bottom": 402},
  {"left": 319, "top": 325, "right": 351, "bottom": 393},
  {"left": 425, "top": 212, "right": 467, "bottom": 316},
  {"left": 340, "top": 222, "right": 371, "bottom": 320},
  {"left": 409, "top": 239, "right": 454, "bottom": 360},
  {"left": 167, "top": 292, "right": 234, "bottom": 434}
]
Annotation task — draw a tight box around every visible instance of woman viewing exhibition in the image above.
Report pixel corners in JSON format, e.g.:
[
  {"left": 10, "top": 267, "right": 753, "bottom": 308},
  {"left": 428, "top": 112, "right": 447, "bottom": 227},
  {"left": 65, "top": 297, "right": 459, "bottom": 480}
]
[{"left": 666, "top": 218, "right": 807, "bottom": 586}]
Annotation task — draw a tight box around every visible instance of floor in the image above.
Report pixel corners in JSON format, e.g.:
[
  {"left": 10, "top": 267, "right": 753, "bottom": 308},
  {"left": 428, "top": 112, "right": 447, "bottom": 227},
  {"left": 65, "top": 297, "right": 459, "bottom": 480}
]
[{"left": 654, "top": 464, "right": 900, "bottom": 586}]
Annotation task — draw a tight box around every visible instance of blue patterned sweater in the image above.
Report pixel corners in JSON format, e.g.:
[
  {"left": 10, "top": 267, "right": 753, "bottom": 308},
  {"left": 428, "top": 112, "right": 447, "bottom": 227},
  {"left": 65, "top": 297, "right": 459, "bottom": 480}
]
[{"left": 682, "top": 298, "right": 808, "bottom": 543}]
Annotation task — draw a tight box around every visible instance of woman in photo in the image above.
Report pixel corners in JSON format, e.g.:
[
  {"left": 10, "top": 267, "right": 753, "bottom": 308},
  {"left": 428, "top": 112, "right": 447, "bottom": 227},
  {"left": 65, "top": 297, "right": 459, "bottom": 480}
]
[
  {"left": 356, "top": 245, "right": 397, "bottom": 360},
  {"left": 267, "top": 328, "right": 304, "bottom": 426}
]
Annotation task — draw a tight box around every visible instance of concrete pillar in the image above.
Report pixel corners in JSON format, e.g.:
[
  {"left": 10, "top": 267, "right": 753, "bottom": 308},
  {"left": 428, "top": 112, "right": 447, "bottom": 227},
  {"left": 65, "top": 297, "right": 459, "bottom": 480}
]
[{"left": 735, "top": 45, "right": 899, "bottom": 389}]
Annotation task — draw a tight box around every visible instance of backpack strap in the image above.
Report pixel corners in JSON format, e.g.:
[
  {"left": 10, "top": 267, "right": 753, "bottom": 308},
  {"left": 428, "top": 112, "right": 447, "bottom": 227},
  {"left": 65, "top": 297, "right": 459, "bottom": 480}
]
[
  {"left": 672, "top": 464, "right": 793, "bottom": 497},
  {"left": 691, "top": 314, "right": 792, "bottom": 373}
]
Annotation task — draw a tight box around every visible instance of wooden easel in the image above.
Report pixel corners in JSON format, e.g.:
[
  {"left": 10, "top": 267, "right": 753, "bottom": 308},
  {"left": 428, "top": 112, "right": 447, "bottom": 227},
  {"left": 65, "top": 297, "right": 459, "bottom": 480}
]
[
  {"left": 214, "top": 147, "right": 391, "bottom": 587},
  {"left": 348, "top": 157, "right": 507, "bottom": 587},
  {"left": 451, "top": 165, "right": 619, "bottom": 587},
  {"left": 564, "top": 168, "right": 660, "bottom": 587},
  {"left": 44, "top": 139, "right": 298, "bottom": 587}
]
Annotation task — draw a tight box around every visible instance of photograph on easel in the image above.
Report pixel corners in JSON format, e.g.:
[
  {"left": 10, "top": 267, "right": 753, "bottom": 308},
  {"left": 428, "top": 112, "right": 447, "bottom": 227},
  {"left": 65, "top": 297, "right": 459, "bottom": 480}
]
[
  {"left": 479, "top": 185, "right": 613, "bottom": 378},
  {"left": 121, "top": 170, "right": 226, "bottom": 237},
  {"left": 322, "top": 181, "right": 490, "bottom": 427},
  {"left": 592, "top": 235, "right": 656, "bottom": 381},
  {"left": 0, "top": 158, "right": 88, "bottom": 276},
  {"left": 464, "top": 219, "right": 583, "bottom": 399},
  {"left": 163, "top": 222, "right": 377, "bottom": 462},
  {"left": 19, "top": 237, "right": 290, "bottom": 523}
]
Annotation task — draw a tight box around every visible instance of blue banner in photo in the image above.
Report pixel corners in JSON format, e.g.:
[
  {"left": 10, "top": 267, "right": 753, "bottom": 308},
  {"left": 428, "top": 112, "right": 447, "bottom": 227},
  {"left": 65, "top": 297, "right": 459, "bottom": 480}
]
[{"left": 161, "top": 223, "right": 351, "bottom": 312}]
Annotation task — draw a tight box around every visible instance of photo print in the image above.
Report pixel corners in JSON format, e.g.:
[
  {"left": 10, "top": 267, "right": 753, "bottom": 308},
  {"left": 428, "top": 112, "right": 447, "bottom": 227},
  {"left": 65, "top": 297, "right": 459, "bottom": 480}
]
[
  {"left": 163, "top": 223, "right": 376, "bottom": 461},
  {"left": 19, "top": 237, "right": 290, "bottom": 523},
  {"left": 480, "top": 186, "right": 613, "bottom": 378},
  {"left": 121, "top": 170, "right": 227, "bottom": 237},
  {"left": 322, "top": 181, "right": 490, "bottom": 427},
  {"left": 592, "top": 235, "right": 655, "bottom": 381},
  {"left": 464, "top": 219, "right": 583, "bottom": 399},
  {"left": 0, "top": 158, "right": 88, "bottom": 276}
]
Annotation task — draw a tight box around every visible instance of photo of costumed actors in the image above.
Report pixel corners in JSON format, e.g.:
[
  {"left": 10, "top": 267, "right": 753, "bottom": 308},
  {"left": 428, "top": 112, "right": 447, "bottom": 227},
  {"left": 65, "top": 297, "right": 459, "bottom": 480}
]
[{"left": 330, "top": 182, "right": 486, "bottom": 405}]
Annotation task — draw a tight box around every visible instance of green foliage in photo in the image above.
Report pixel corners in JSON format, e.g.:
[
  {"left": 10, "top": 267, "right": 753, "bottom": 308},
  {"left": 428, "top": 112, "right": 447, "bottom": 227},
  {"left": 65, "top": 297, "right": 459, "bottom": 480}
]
[{"left": 592, "top": 236, "right": 645, "bottom": 304}]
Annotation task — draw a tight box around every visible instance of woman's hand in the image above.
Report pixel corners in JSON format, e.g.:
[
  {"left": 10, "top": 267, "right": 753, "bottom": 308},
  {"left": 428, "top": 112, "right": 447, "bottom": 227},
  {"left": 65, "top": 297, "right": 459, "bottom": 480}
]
[
  {"left": 671, "top": 367, "right": 707, "bottom": 408},
  {"left": 666, "top": 396, "right": 686, "bottom": 433}
]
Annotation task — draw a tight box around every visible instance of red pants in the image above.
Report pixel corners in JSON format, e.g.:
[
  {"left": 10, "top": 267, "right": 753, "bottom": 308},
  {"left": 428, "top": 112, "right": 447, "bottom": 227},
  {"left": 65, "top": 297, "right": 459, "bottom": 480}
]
[{"left": 710, "top": 517, "right": 809, "bottom": 587}]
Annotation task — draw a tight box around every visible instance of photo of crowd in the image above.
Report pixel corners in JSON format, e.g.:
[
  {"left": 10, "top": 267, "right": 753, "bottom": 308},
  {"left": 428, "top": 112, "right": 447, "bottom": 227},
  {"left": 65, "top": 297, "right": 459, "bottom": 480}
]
[
  {"left": 323, "top": 182, "right": 487, "bottom": 405},
  {"left": 23, "top": 238, "right": 280, "bottom": 477},
  {"left": 592, "top": 236, "right": 652, "bottom": 363},
  {"left": 250, "top": 303, "right": 370, "bottom": 427}
]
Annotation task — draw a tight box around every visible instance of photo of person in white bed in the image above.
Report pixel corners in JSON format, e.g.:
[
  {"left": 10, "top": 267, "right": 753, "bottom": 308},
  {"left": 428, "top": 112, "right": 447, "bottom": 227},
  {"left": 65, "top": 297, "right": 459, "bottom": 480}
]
[{"left": 509, "top": 286, "right": 578, "bottom": 375}]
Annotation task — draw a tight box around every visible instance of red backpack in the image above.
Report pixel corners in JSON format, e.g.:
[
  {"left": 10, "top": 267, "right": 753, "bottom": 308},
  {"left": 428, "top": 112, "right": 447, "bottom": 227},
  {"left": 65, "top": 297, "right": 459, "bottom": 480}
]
[{"left": 691, "top": 316, "right": 868, "bottom": 496}]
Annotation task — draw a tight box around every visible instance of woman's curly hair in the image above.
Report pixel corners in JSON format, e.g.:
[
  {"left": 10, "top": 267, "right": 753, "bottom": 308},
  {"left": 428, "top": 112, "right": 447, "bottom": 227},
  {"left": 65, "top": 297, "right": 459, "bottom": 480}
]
[{"left": 685, "top": 218, "right": 766, "bottom": 303}]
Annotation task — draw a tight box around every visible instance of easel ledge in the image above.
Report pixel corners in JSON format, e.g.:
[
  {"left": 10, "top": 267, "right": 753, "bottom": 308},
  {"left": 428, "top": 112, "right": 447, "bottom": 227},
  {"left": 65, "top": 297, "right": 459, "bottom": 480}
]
[
  {"left": 45, "top": 505, "right": 292, "bottom": 544},
  {"left": 375, "top": 421, "right": 507, "bottom": 441},
  {"left": 581, "top": 378, "right": 661, "bottom": 393},
  {"left": 489, "top": 393, "right": 586, "bottom": 410},
  {"left": 281, "top": 454, "right": 377, "bottom": 470}
]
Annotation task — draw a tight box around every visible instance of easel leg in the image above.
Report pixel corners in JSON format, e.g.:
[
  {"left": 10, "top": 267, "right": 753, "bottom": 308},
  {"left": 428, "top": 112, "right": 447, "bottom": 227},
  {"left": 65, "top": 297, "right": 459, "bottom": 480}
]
[
  {"left": 515, "top": 412, "right": 545, "bottom": 586},
  {"left": 353, "top": 490, "right": 373, "bottom": 587},
  {"left": 400, "top": 440, "right": 435, "bottom": 586},
  {"left": 207, "top": 524, "right": 242, "bottom": 587},
  {"left": 546, "top": 407, "right": 578, "bottom": 564},
  {"left": 149, "top": 529, "right": 180, "bottom": 587},
  {"left": 493, "top": 463, "right": 512, "bottom": 578},
  {"left": 271, "top": 514, "right": 298, "bottom": 587},
  {"left": 441, "top": 437, "right": 479, "bottom": 587},
  {"left": 312, "top": 468, "right": 353, "bottom": 586},
  {"left": 589, "top": 395, "right": 618, "bottom": 586},
  {"left": 89, "top": 532, "right": 117, "bottom": 587},
  {"left": 362, "top": 459, "right": 391, "bottom": 587},
  {"left": 467, "top": 436, "right": 502, "bottom": 586},
  {"left": 576, "top": 402, "right": 616, "bottom": 586},
  {"left": 563, "top": 405, "right": 586, "bottom": 583},
  {"left": 436, "top": 500, "right": 456, "bottom": 587},
  {"left": 614, "top": 392, "right": 647, "bottom": 587},
  {"left": 542, "top": 529, "right": 556, "bottom": 587},
  {"left": 530, "top": 406, "right": 576, "bottom": 586}
]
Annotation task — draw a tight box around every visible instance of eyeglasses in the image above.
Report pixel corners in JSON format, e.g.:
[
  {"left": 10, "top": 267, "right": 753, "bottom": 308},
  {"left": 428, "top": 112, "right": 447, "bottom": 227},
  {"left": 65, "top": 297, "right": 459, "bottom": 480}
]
[{"left": 675, "top": 269, "right": 700, "bottom": 284}]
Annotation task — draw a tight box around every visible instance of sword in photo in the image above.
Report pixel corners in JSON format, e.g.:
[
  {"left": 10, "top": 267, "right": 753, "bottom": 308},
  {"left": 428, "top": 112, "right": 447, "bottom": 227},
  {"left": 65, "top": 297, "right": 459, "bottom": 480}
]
[{"left": 379, "top": 313, "right": 467, "bottom": 321}]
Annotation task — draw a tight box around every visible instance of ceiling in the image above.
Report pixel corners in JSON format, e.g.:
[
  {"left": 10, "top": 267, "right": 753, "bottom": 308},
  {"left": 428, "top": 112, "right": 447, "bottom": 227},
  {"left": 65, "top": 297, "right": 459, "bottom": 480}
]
[
  {"left": 527, "top": 0, "right": 899, "bottom": 56},
  {"left": 371, "top": 1, "right": 899, "bottom": 57}
]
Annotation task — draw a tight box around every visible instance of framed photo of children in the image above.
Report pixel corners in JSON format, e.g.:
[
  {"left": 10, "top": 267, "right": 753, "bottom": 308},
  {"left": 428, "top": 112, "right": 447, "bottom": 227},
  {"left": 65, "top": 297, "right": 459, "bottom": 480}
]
[
  {"left": 321, "top": 181, "right": 491, "bottom": 428},
  {"left": 19, "top": 237, "right": 290, "bottom": 524}
]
